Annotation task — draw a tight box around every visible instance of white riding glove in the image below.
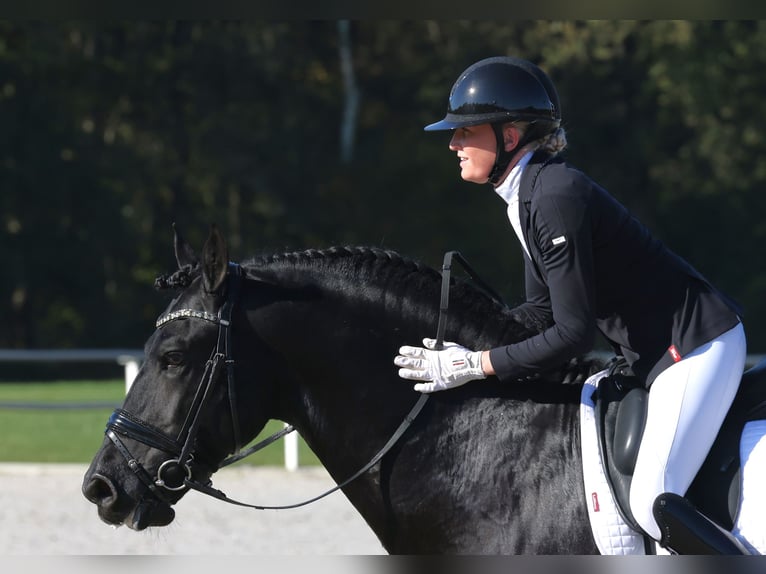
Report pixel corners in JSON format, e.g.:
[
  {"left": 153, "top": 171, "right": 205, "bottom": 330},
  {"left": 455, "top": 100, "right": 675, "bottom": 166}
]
[{"left": 394, "top": 338, "right": 486, "bottom": 393}]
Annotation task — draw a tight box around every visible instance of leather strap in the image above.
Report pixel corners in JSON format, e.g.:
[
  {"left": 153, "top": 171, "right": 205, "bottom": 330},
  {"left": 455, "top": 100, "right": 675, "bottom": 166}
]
[
  {"left": 219, "top": 424, "right": 296, "bottom": 469},
  {"left": 436, "top": 250, "right": 505, "bottom": 350},
  {"left": 183, "top": 393, "right": 430, "bottom": 510}
]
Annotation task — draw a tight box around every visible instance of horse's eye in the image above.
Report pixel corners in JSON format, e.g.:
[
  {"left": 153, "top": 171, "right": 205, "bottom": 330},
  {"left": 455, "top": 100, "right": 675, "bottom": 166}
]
[{"left": 164, "top": 351, "right": 185, "bottom": 367}]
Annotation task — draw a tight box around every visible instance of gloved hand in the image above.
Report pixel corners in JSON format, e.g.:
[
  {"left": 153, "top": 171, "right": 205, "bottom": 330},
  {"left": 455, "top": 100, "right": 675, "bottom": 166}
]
[{"left": 394, "top": 338, "right": 486, "bottom": 393}]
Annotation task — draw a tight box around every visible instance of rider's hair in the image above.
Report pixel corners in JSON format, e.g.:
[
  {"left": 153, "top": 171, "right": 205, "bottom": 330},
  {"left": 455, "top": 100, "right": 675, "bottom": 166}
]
[
  {"left": 513, "top": 123, "right": 567, "bottom": 155},
  {"left": 535, "top": 126, "right": 568, "bottom": 155}
]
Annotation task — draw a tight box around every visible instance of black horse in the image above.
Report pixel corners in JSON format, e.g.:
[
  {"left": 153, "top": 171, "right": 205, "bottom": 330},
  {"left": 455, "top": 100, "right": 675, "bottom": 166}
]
[{"left": 81, "top": 226, "right": 763, "bottom": 554}]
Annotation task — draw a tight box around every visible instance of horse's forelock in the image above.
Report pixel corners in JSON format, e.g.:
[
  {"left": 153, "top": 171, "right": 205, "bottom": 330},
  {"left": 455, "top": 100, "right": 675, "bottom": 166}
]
[{"left": 154, "top": 264, "right": 199, "bottom": 291}]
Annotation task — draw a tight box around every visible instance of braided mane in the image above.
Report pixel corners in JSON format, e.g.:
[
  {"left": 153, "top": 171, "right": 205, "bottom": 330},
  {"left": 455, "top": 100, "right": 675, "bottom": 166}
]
[
  {"left": 154, "top": 246, "right": 437, "bottom": 292},
  {"left": 246, "top": 246, "right": 440, "bottom": 288},
  {"left": 155, "top": 245, "right": 531, "bottom": 337},
  {"left": 243, "top": 246, "right": 600, "bottom": 385},
  {"left": 244, "top": 245, "right": 533, "bottom": 347},
  {"left": 247, "top": 245, "right": 434, "bottom": 275},
  {"left": 153, "top": 244, "right": 600, "bottom": 386},
  {"left": 242, "top": 245, "right": 502, "bottom": 323}
]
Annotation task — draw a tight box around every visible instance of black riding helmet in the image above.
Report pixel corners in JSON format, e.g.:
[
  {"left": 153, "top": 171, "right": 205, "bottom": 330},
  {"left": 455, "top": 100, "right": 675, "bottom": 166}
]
[{"left": 425, "top": 56, "right": 561, "bottom": 185}]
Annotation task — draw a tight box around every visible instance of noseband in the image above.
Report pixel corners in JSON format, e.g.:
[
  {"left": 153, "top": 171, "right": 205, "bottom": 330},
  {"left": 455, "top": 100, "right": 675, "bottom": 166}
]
[{"left": 106, "top": 262, "right": 246, "bottom": 500}]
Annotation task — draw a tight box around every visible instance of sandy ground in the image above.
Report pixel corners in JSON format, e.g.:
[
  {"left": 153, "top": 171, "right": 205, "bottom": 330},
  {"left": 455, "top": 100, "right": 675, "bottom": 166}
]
[{"left": 0, "top": 463, "right": 386, "bottom": 555}]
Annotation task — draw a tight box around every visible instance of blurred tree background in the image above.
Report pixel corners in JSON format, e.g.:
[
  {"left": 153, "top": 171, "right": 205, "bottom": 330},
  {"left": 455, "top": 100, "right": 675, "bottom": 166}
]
[{"left": 1, "top": 21, "right": 765, "bottom": 357}]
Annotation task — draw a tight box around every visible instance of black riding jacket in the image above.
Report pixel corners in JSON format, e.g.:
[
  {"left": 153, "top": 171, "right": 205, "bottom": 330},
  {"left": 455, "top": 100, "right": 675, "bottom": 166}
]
[{"left": 489, "top": 153, "right": 741, "bottom": 387}]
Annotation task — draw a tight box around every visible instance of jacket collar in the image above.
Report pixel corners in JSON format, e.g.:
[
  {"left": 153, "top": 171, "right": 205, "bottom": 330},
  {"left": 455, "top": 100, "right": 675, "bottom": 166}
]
[{"left": 518, "top": 151, "right": 562, "bottom": 205}]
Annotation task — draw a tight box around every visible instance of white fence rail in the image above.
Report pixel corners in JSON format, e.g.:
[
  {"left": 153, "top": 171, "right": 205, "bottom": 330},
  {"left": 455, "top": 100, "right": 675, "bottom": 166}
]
[
  {"left": 0, "top": 348, "right": 143, "bottom": 392},
  {"left": 0, "top": 348, "right": 300, "bottom": 471},
  {"left": 2, "top": 349, "right": 765, "bottom": 472}
]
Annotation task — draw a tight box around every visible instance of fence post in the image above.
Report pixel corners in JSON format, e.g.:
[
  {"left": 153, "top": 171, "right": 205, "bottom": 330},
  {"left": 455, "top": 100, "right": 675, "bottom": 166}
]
[
  {"left": 117, "top": 355, "right": 141, "bottom": 394},
  {"left": 284, "top": 424, "right": 299, "bottom": 471}
]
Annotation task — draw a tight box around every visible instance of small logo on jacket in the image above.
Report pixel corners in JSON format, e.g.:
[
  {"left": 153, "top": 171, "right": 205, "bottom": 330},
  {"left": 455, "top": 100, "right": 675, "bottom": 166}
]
[
  {"left": 669, "top": 345, "right": 682, "bottom": 363},
  {"left": 552, "top": 235, "right": 566, "bottom": 246}
]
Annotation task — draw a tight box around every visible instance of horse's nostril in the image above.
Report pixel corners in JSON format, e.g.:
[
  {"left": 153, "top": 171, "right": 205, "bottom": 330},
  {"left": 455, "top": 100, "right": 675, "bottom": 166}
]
[{"left": 83, "top": 474, "right": 118, "bottom": 507}]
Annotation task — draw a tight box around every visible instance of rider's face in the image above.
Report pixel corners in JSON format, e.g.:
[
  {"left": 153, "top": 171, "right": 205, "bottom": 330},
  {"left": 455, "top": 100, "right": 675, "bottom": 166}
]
[{"left": 448, "top": 123, "right": 497, "bottom": 184}]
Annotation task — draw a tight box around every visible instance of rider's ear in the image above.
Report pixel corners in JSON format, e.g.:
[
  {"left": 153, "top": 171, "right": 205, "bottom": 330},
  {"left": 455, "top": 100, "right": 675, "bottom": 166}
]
[
  {"left": 173, "top": 223, "right": 199, "bottom": 269},
  {"left": 201, "top": 224, "right": 229, "bottom": 294}
]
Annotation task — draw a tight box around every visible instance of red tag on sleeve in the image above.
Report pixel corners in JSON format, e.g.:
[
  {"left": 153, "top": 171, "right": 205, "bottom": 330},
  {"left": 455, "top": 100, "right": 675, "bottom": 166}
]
[{"left": 669, "top": 345, "right": 682, "bottom": 362}]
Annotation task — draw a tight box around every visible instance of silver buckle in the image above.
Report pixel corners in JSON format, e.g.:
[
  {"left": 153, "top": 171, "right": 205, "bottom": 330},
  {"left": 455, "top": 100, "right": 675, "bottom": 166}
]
[{"left": 155, "top": 459, "right": 192, "bottom": 491}]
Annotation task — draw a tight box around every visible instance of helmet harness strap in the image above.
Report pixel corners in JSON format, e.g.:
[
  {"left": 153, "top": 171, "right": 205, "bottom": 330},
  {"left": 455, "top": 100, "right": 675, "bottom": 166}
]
[
  {"left": 487, "top": 122, "right": 517, "bottom": 186},
  {"left": 487, "top": 120, "right": 555, "bottom": 186}
]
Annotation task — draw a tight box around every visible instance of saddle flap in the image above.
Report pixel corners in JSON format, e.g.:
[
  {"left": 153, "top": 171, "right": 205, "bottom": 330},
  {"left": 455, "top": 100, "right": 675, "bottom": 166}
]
[
  {"left": 593, "top": 371, "right": 648, "bottom": 531},
  {"left": 613, "top": 388, "right": 648, "bottom": 475}
]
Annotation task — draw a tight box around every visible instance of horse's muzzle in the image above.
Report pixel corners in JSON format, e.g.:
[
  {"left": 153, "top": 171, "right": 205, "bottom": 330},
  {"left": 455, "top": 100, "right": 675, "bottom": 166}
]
[{"left": 82, "top": 473, "right": 175, "bottom": 530}]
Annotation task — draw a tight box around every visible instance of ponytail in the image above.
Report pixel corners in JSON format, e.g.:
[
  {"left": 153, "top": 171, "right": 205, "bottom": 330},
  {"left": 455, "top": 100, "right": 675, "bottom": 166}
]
[{"left": 535, "top": 127, "right": 568, "bottom": 155}]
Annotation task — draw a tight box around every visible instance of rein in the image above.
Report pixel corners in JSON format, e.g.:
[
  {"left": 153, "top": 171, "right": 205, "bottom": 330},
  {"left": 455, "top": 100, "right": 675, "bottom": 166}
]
[
  {"left": 105, "top": 252, "right": 491, "bottom": 511},
  {"left": 184, "top": 394, "right": 429, "bottom": 510},
  {"left": 436, "top": 251, "right": 505, "bottom": 348}
]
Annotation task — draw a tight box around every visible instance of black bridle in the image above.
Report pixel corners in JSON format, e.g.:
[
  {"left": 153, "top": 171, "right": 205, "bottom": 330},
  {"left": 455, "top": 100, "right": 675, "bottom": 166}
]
[
  {"left": 106, "top": 262, "right": 247, "bottom": 502},
  {"left": 104, "top": 261, "right": 430, "bottom": 511}
]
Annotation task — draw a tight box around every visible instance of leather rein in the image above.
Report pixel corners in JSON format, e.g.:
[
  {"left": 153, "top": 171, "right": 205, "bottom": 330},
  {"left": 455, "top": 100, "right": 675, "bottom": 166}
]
[{"left": 105, "top": 252, "right": 498, "bottom": 511}]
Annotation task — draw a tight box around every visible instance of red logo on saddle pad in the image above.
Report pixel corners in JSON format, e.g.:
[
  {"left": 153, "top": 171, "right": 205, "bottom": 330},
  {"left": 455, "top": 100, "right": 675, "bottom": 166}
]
[
  {"left": 668, "top": 345, "right": 682, "bottom": 363},
  {"left": 591, "top": 492, "right": 600, "bottom": 512}
]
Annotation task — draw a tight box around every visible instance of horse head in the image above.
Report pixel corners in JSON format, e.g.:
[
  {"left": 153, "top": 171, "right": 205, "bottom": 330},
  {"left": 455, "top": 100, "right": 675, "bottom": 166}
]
[{"left": 82, "top": 225, "right": 274, "bottom": 530}]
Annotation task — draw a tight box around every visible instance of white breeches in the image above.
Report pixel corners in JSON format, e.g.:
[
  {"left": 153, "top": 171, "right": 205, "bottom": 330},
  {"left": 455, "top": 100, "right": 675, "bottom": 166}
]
[{"left": 629, "top": 322, "right": 747, "bottom": 541}]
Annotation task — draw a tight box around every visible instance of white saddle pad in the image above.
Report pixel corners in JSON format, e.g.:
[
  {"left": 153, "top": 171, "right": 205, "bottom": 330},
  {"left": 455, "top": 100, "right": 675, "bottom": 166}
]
[{"left": 579, "top": 370, "right": 647, "bottom": 555}]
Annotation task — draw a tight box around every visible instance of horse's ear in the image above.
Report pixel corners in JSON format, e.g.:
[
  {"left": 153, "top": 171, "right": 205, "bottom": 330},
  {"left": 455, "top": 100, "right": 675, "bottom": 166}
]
[
  {"left": 173, "top": 223, "right": 199, "bottom": 269},
  {"left": 201, "top": 224, "right": 229, "bottom": 293}
]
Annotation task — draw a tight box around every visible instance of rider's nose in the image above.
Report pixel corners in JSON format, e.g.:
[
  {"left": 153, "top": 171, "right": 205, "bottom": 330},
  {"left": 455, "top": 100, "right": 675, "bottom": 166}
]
[{"left": 449, "top": 131, "right": 462, "bottom": 150}]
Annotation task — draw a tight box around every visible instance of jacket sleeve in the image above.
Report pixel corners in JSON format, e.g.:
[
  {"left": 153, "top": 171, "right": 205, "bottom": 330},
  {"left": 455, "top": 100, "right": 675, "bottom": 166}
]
[
  {"left": 506, "top": 255, "right": 553, "bottom": 331},
  {"left": 489, "top": 187, "right": 597, "bottom": 381}
]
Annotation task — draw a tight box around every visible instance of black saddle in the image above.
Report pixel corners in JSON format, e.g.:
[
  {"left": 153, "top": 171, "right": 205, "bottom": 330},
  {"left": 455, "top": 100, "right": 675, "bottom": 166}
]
[
  {"left": 592, "top": 358, "right": 648, "bottom": 533},
  {"left": 593, "top": 356, "right": 766, "bottom": 538}
]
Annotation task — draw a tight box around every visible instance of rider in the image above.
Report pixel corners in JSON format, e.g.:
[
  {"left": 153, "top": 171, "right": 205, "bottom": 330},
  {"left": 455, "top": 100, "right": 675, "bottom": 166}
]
[{"left": 394, "top": 56, "right": 748, "bottom": 554}]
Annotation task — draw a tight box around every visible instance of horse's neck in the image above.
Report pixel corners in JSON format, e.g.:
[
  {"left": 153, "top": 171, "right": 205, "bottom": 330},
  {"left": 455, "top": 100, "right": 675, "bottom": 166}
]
[
  {"left": 251, "top": 287, "right": 591, "bottom": 552},
  {"left": 251, "top": 286, "right": 417, "bottom": 443}
]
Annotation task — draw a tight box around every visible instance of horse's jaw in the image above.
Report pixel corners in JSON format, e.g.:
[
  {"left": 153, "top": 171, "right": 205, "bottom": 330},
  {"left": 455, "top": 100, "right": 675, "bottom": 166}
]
[
  {"left": 93, "top": 496, "right": 176, "bottom": 531},
  {"left": 125, "top": 499, "right": 176, "bottom": 531}
]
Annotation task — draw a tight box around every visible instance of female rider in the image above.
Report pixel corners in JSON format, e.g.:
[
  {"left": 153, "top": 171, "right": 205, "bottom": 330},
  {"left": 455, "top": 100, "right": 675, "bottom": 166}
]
[{"left": 394, "top": 56, "right": 748, "bottom": 554}]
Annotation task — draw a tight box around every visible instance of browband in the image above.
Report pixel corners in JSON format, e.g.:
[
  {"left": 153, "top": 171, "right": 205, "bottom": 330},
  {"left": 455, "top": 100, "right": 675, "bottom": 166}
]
[{"left": 156, "top": 309, "right": 227, "bottom": 328}]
